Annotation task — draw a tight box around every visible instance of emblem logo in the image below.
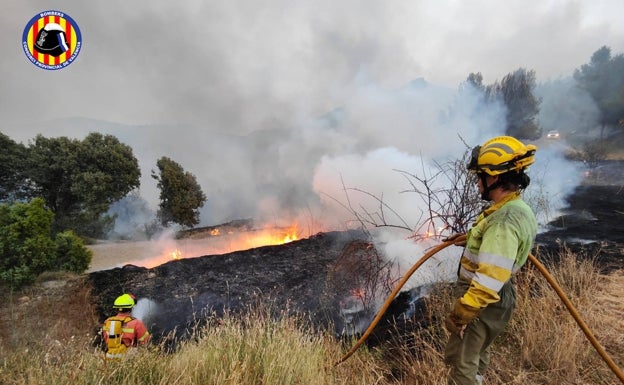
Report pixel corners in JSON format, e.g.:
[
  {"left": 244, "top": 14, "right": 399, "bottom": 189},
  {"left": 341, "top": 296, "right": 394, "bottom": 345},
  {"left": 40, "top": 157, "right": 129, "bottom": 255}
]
[{"left": 22, "top": 10, "right": 82, "bottom": 70}]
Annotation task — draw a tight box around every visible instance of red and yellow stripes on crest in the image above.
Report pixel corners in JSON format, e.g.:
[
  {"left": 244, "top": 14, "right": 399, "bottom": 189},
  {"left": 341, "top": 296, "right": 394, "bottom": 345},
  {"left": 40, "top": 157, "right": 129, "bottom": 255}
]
[{"left": 26, "top": 15, "right": 77, "bottom": 66}]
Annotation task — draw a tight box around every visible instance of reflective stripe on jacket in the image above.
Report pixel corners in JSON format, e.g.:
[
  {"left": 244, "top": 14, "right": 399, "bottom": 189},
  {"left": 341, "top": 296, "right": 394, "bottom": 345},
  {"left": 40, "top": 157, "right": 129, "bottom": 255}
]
[
  {"left": 102, "top": 313, "right": 151, "bottom": 348},
  {"left": 459, "top": 194, "right": 537, "bottom": 310}
]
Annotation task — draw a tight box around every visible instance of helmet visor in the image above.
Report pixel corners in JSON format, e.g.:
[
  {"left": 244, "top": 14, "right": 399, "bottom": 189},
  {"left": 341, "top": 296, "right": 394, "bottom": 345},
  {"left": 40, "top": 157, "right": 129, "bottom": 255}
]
[{"left": 467, "top": 145, "right": 481, "bottom": 172}]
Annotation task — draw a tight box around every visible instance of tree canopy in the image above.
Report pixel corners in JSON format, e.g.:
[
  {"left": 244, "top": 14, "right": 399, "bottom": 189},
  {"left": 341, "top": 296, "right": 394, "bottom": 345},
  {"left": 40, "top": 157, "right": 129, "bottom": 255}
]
[
  {"left": 464, "top": 68, "right": 541, "bottom": 140},
  {"left": 0, "top": 132, "right": 29, "bottom": 202},
  {"left": 152, "top": 156, "right": 206, "bottom": 228},
  {"left": 574, "top": 45, "right": 624, "bottom": 132},
  {"left": 26, "top": 132, "right": 141, "bottom": 237},
  {"left": 500, "top": 68, "right": 541, "bottom": 139}
]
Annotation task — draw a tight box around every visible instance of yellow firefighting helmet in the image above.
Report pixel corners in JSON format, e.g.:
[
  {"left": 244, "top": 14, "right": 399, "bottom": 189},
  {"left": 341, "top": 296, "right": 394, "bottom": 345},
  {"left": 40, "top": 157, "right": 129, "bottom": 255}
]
[
  {"left": 467, "top": 136, "right": 537, "bottom": 176},
  {"left": 113, "top": 293, "right": 136, "bottom": 309}
]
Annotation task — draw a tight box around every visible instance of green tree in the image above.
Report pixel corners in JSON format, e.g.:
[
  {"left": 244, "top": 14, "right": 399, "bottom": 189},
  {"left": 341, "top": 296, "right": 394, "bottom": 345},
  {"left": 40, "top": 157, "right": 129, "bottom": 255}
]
[
  {"left": 463, "top": 72, "right": 502, "bottom": 104},
  {"left": 462, "top": 72, "right": 496, "bottom": 102},
  {"left": 0, "top": 132, "right": 30, "bottom": 202},
  {"left": 573, "top": 46, "right": 624, "bottom": 136},
  {"left": 152, "top": 157, "right": 206, "bottom": 228},
  {"left": 465, "top": 72, "right": 484, "bottom": 92},
  {"left": 0, "top": 198, "right": 92, "bottom": 290},
  {"left": 467, "top": 69, "right": 541, "bottom": 139},
  {"left": 26, "top": 132, "right": 141, "bottom": 237},
  {"left": 500, "top": 68, "right": 541, "bottom": 140}
]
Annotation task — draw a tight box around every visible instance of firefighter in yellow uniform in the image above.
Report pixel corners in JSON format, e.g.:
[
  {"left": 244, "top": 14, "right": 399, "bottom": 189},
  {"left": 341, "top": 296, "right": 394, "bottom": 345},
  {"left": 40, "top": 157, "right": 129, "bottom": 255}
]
[
  {"left": 444, "top": 136, "right": 538, "bottom": 385},
  {"left": 102, "top": 293, "right": 151, "bottom": 360}
]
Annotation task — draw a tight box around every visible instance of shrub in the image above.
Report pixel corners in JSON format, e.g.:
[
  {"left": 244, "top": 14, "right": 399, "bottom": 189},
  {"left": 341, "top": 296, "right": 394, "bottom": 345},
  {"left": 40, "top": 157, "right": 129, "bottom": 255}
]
[
  {"left": 0, "top": 198, "right": 92, "bottom": 290},
  {"left": 53, "top": 230, "right": 92, "bottom": 273}
]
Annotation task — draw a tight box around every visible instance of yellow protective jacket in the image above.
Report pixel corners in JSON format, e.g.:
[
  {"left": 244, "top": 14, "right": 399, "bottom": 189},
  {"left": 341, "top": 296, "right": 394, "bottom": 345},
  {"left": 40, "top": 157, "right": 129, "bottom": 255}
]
[{"left": 458, "top": 192, "right": 537, "bottom": 311}]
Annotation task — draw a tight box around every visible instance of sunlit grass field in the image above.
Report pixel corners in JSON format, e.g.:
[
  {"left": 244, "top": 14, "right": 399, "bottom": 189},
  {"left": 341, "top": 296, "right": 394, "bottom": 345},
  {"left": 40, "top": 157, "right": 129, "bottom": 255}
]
[{"left": 1, "top": 249, "right": 622, "bottom": 384}]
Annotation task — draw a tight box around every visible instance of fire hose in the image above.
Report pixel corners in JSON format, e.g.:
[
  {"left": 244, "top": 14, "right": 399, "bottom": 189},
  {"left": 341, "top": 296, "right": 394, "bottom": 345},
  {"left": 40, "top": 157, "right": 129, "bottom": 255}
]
[{"left": 334, "top": 234, "right": 624, "bottom": 384}]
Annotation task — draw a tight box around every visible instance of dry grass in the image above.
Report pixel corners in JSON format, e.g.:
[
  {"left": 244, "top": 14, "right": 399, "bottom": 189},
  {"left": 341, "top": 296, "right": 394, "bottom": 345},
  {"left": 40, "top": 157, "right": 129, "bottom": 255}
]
[
  {"left": 490, "top": 249, "right": 624, "bottom": 384},
  {"left": 1, "top": 248, "right": 623, "bottom": 385}
]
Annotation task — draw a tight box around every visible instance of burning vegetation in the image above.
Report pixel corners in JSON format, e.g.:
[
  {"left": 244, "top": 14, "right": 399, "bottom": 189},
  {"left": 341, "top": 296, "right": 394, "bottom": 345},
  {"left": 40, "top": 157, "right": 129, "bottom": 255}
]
[{"left": 102, "top": 219, "right": 303, "bottom": 270}]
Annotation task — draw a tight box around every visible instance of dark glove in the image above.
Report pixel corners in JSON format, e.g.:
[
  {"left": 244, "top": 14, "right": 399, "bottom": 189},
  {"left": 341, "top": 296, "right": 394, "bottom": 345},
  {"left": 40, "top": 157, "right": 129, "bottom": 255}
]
[
  {"left": 445, "top": 313, "right": 467, "bottom": 338},
  {"left": 445, "top": 298, "right": 480, "bottom": 338},
  {"left": 442, "top": 233, "right": 467, "bottom": 247}
]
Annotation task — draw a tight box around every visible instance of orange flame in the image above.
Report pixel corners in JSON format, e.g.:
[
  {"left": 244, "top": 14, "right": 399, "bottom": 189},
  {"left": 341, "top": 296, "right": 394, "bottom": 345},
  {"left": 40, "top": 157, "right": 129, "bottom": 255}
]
[
  {"left": 131, "top": 223, "right": 303, "bottom": 269},
  {"left": 351, "top": 287, "right": 366, "bottom": 300},
  {"left": 411, "top": 223, "right": 449, "bottom": 241},
  {"left": 246, "top": 224, "right": 299, "bottom": 247},
  {"left": 281, "top": 227, "right": 298, "bottom": 244}
]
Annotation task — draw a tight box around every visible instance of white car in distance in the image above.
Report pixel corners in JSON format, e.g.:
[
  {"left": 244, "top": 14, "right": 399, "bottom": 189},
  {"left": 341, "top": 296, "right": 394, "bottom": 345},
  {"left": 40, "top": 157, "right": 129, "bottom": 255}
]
[{"left": 546, "top": 130, "right": 560, "bottom": 139}]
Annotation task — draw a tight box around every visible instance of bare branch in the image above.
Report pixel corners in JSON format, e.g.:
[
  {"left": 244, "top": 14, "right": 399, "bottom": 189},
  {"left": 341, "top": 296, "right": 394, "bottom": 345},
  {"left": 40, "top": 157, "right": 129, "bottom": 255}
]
[{"left": 323, "top": 147, "right": 482, "bottom": 240}]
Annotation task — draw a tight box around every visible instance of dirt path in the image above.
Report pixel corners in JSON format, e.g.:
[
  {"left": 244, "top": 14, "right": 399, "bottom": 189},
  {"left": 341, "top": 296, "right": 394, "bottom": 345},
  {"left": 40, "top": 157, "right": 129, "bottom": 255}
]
[{"left": 87, "top": 240, "right": 158, "bottom": 272}]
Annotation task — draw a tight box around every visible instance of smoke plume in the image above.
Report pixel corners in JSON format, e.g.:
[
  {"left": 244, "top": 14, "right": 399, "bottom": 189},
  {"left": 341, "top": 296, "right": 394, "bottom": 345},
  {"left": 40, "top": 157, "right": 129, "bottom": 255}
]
[{"left": 1, "top": 0, "right": 619, "bottom": 279}]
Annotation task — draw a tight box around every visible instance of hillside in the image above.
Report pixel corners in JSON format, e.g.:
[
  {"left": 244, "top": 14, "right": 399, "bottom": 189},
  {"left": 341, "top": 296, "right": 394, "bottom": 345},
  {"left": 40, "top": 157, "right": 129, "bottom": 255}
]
[{"left": 1, "top": 161, "right": 623, "bottom": 384}]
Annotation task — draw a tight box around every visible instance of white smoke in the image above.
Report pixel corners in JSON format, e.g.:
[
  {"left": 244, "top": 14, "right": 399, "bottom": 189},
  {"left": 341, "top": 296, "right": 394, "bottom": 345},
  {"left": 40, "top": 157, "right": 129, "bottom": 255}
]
[
  {"left": 2, "top": 1, "right": 618, "bottom": 237},
  {"left": 1, "top": 1, "right": 616, "bottom": 288},
  {"left": 2, "top": 1, "right": 623, "bottom": 129},
  {"left": 132, "top": 298, "right": 159, "bottom": 325},
  {"left": 8, "top": 75, "right": 594, "bottom": 286}
]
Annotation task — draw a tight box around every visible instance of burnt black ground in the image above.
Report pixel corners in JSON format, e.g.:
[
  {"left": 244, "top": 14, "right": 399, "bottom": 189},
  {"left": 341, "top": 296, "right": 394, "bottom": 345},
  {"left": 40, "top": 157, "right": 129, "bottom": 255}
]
[
  {"left": 89, "top": 230, "right": 374, "bottom": 343},
  {"left": 88, "top": 165, "right": 624, "bottom": 345},
  {"left": 535, "top": 183, "right": 624, "bottom": 272}
]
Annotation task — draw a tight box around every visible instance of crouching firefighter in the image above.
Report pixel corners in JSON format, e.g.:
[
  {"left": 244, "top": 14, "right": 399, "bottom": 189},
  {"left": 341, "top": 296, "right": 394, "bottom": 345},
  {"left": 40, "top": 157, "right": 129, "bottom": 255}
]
[
  {"left": 444, "top": 136, "right": 538, "bottom": 385},
  {"left": 102, "top": 293, "right": 151, "bottom": 360}
]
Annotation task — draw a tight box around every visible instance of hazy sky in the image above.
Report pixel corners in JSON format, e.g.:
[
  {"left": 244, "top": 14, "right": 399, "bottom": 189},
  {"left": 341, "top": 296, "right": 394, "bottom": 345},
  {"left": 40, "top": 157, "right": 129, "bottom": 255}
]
[
  {"left": 1, "top": 0, "right": 623, "bottom": 131},
  {"left": 0, "top": 1, "right": 620, "bottom": 244}
]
